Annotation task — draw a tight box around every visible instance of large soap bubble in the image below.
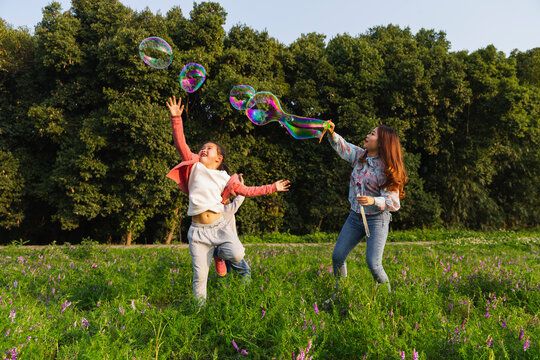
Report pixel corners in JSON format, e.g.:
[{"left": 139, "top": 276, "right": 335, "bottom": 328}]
[
  {"left": 229, "top": 85, "right": 257, "bottom": 110},
  {"left": 139, "top": 37, "right": 173, "bottom": 69},
  {"left": 179, "top": 63, "right": 206, "bottom": 93}
]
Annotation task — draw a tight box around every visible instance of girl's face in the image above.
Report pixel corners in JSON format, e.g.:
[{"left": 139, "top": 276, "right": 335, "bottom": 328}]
[
  {"left": 198, "top": 143, "right": 222, "bottom": 169},
  {"left": 363, "top": 127, "right": 379, "bottom": 153}
]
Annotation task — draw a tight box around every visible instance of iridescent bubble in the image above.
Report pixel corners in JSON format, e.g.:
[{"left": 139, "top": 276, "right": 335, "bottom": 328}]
[
  {"left": 139, "top": 37, "right": 173, "bottom": 69},
  {"left": 229, "top": 85, "right": 256, "bottom": 110},
  {"left": 244, "top": 91, "right": 330, "bottom": 140},
  {"left": 179, "top": 63, "right": 206, "bottom": 93}
]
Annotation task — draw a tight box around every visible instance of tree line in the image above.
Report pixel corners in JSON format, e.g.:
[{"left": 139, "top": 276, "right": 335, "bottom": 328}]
[{"left": 1, "top": 0, "right": 539, "bottom": 244}]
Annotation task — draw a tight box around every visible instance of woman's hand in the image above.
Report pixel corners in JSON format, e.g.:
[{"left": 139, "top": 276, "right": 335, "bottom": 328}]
[
  {"left": 275, "top": 180, "right": 291, "bottom": 192},
  {"left": 327, "top": 120, "right": 335, "bottom": 136},
  {"left": 166, "top": 96, "right": 184, "bottom": 117},
  {"left": 238, "top": 173, "right": 244, "bottom": 185},
  {"left": 357, "top": 195, "right": 375, "bottom": 206}
]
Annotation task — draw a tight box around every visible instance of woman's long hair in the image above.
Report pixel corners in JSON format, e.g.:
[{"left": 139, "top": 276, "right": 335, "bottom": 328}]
[{"left": 361, "top": 125, "right": 408, "bottom": 198}]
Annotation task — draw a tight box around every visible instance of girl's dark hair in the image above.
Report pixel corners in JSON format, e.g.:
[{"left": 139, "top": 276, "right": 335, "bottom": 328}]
[{"left": 207, "top": 142, "right": 230, "bottom": 174}]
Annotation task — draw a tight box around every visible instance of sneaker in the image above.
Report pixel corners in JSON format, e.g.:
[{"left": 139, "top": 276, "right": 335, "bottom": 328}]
[{"left": 214, "top": 256, "right": 227, "bottom": 277}]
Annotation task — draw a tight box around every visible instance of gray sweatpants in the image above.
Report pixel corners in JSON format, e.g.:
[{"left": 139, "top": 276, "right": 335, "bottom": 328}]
[{"left": 188, "top": 216, "right": 245, "bottom": 301}]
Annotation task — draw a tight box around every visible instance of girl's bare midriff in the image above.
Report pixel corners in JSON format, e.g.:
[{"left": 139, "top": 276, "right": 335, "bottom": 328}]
[{"left": 192, "top": 210, "right": 223, "bottom": 224}]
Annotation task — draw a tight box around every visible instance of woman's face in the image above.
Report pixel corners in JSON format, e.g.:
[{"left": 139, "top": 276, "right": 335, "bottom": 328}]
[
  {"left": 363, "top": 127, "right": 379, "bottom": 153},
  {"left": 198, "top": 143, "right": 222, "bottom": 169}
]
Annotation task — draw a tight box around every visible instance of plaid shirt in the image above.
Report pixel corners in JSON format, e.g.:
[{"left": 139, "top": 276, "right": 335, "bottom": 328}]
[{"left": 329, "top": 132, "right": 400, "bottom": 215}]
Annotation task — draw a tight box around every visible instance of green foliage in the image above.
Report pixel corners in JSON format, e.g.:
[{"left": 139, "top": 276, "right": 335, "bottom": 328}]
[{"left": 0, "top": 2, "right": 539, "bottom": 244}]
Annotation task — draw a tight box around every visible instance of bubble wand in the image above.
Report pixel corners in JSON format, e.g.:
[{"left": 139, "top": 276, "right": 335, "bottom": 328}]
[{"left": 358, "top": 182, "right": 370, "bottom": 238}]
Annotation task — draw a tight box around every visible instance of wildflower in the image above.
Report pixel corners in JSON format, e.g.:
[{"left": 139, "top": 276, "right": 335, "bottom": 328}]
[
  {"left": 399, "top": 350, "right": 405, "bottom": 359},
  {"left": 61, "top": 300, "right": 72, "bottom": 313},
  {"left": 412, "top": 348, "right": 419, "bottom": 360},
  {"left": 232, "top": 340, "right": 239, "bottom": 351},
  {"left": 119, "top": 306, "right": 125, "bottom": 316},
  {"left": 81, "top": 317, "right": 89, "bottom": 328},
  {"left": 9, "top": 309, "right": 16, "bottom": 323},
  {"left": 13, "top": 281, "right": 17, "bottom": 289},
  {"left": 518, "top": 326, "right": 524, "bottom": 340},
  {"left": 131, "top": 300, "right": 136, "bottom": 310},
  {"left": 262, "top": 310, "right": 266, "bottom": 319},
  {"left": 487, "top": 337, "right": 492, "bottom": 347},
  {"left": 5, "top": 329, "right": 10, "bottom": 336},
  {"left": 523, "top": 336, "right": 530, "bottom": 351},
  {"left": 241, "top": 349, "right": 248, "bottom": 355},
  {"left": 313, "top": 302, "right": 319, "bottom": 315},
  {"left": 73, "top": 321, "right": 77, "bottom": 327}
]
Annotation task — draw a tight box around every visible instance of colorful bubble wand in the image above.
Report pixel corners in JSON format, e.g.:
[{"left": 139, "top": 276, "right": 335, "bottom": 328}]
[{"left": 230, "top": 86, "right": 331, "bottom": 142}]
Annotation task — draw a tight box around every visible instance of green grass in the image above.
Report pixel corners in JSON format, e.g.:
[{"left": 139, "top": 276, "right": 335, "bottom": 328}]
[
  {"left": 0, "top": 235, "right": 538, "bottom": 359},
  {"left": 239, "top": 228, "right": 540, "bottom": 244}
]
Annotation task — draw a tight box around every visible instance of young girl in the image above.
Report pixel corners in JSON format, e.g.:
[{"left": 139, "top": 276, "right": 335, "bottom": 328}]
[
  {"left": 326, "top": 122, "right": 407, "bottom": 292},
  {"left": 165, "top": 96, "right": 290, "bottom": 302}
]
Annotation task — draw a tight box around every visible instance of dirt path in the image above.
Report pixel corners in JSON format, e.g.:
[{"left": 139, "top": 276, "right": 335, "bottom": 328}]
[{"left": 0, "top": 241, "right": 438, "bottom": 250}]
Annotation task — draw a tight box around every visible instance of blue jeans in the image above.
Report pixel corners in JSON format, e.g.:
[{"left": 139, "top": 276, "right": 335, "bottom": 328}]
[
  {"left": 213, "top": 247, "right": 251, "bottom": 280},
  {"left": 332, "top": 210, "right": 392, "bottom": 291},
  {"left": 226, "top": 259, "right": 251, "bottom": 280}
]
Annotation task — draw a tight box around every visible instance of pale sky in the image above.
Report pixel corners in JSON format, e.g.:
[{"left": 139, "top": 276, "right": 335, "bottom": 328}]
[{"left": 1, "top": 0, "right": 539, "bottom": 54}]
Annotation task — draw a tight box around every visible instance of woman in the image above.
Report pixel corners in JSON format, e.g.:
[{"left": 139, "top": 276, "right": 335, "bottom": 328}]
[{"left": 326, "top": 122, "right": 407, "bottom": 292}]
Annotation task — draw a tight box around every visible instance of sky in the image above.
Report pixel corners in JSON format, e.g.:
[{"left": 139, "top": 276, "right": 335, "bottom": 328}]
[{"left": 1, "top": 0, "right": 539, "bottom": 54}]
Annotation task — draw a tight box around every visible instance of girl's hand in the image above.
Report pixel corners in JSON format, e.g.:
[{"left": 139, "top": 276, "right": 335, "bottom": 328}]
[
  {"left": 166, "top": 96, "right": 184, "bottom": 117},
  {"left": 275, "top": 180, "right": 291, "bottom": 192},
  {"left": 357, "top": 195, "right": 375, "bottom": 206},
  {"left": 238, "top": 173, "right": 244, "bottom": 185}
]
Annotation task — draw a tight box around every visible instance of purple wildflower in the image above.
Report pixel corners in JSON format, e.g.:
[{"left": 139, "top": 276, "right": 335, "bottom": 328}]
[
  {"left": 81, "top": 317, "right": 89, "bottom": 328},
  {"left": 313, "top": 302, "right": 319, "bottom": 315},
  {"left": 399, "top": 350, "right": 405, "bottom": 359},
  {"left": 262, "top": 310, "right": 266, "bottom": 318},
  {"left": 61, "top": 300, "right": 72, "bottom": 313},
  {"left": 518, "top": 326, "right": 524, "bottom": 340},
  {"left": 119, "top": 306, "right": 125, "bottom": 316},
  {"left": 9, "top": 309, "right": 16, "bottom": 323},
  {"left": 241, "top": 349, "right": 248, "bottom": 355},
  {"left": 523, "top": 336, "right": 530, "bottom": 351},
  {"left": 412, "top": 348, "right": 419, "bottom": 360},
  {"left": 487, "top": 337, "right": 492, "bottom": 347},
  {"left": 131, "top": 300, "right": 136, "bottom": 310},
  {"left": 232, "top": 340, "right": 239, "bottom": 351}
]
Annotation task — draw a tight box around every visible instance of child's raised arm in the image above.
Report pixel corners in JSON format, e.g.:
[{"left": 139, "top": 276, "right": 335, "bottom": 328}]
[{"left": 166, "top": 96, "right": 194, "bottom": 161}]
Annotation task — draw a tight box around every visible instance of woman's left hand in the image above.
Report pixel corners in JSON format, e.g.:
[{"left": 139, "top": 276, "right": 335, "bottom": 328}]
[{"left": 357, "top": 195, "right": 375, "bottom": 206}]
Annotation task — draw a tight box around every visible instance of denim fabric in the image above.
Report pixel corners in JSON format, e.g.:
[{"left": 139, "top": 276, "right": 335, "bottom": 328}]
[{"left": 332, "top": 210, "right": 392, "bottom": 291}]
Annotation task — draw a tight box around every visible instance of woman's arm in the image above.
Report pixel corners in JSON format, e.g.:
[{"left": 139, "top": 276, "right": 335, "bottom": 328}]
[
  {"left": 326, "top": 122, "right": 364, "bottom": 165},
  {"left": 358, "top": 189, "right": 401, "bottom": 212}
]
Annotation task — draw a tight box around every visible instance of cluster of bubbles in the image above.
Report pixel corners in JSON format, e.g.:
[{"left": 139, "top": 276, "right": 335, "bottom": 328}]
[
  {"left": 229, "top": 85, "right": 330, "bottom": 140},
  {"left": 139, "top": 37, "right": 206, "bottom": 93},
  {"left": 139, "top": 37, "right": 329, "bottom": 140}
]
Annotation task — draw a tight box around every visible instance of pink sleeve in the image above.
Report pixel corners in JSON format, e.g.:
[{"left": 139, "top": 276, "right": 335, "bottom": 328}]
[
  {"left": 171, "top": 116, "right": 195, "bottom": 161},
  {"left": 221, "top": 174, "right": 278, "bottom": 201}
]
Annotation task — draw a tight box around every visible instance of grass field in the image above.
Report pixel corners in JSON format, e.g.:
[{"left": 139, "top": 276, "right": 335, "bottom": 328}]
[{"left": 0, "top": 233, "right": 538, "bottom": 359}]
